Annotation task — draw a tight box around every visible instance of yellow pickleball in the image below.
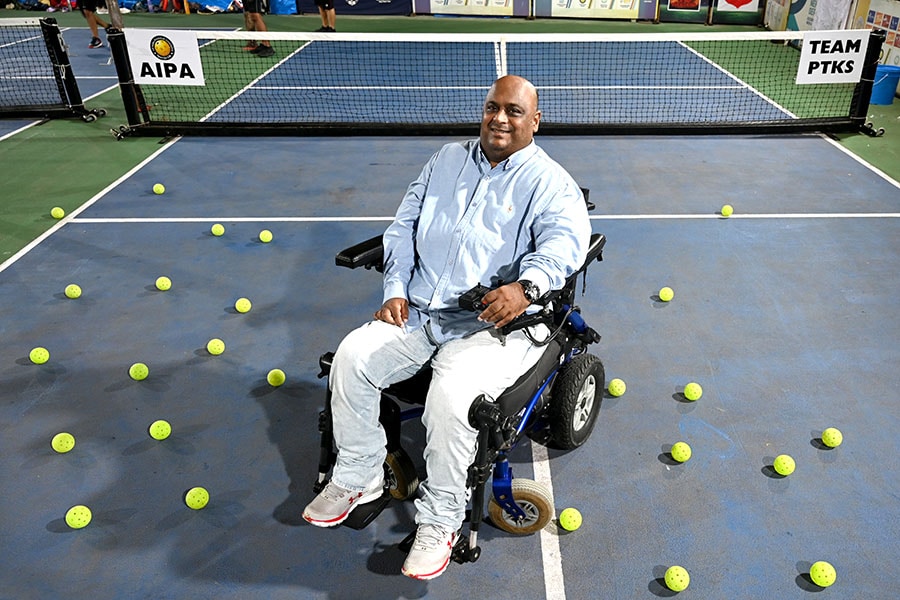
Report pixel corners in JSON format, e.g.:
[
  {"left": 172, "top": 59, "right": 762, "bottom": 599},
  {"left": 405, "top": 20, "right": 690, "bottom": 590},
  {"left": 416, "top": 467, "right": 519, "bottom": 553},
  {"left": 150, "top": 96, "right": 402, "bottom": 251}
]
[
  {"left": 607, "top": 378, "right": 626, "bottom": 397},
  {"left": 235, "top": 298, "right": 251, "bottom": 313},
  {"left": 267, "top": 368, "right": 286, "bottom": 386},
  {"left": 683, "top": 382, "right": 702, "bottom": 401},
  {"left": 65, "top": 505, "right": 92, "bottom": 529},
  {"left": 51, "top": 432, "right": 75, "bottom": 453},
  {"left": 664, "top": 565, "right": 690, "bottom": 592},
  {"left": 671, "top": 441, "right": 692, "bottom": 463},
  {"left": 211, "top": 223, "right": 225, "bottom": 236},
  {"left": 809, "top": 561, "right": 836, "bottom": 588},
  {"left": 51, "top": 206, "right": 65, "bottom": 219},
  {"left": 773, "top": 454, "right": 795, "bottom": 476},
  {"left": 129, "top": 362, "right": 149, "bottom": 381},
  {"left": 65, "top": 284, "right": 82, "bottom": 299},
  {"left": 153, "top": 183, "right": 165, "bottom": 195},
  {"left": 558, "top": 507, "right": 582, "bottom": 531},
  {"left": 185, "top": 486, "right": 209, "bottom": 510},
  {"left": 659, "top": 286, "right": 674, "bottom": 302},
  {"left": 821, "top": 427, "right": 843, "bottom": 448},
  {"left": 721, "top": 204, "right": 734, "bottom": 217},
  {"left": 149, "top": 419, "right": 171, "bottom": 440},
  {"left": 206, "top": 338, "right": 225, "bottom": 356},
  {"left": 259, "top": 229, "right": 273, "bottom": 243},
  {"left": 155, "top": 276, "right": 172, "bottom": 291},
  {"left": 29, "top": 347, "right": 50, "bottom": 364}
]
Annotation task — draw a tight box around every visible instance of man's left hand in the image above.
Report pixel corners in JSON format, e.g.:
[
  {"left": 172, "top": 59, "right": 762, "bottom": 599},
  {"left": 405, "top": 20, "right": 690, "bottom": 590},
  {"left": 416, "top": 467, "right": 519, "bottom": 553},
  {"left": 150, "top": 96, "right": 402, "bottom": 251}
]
[{"left": 478, "top": 282, "right": 531, "bottom": 329}]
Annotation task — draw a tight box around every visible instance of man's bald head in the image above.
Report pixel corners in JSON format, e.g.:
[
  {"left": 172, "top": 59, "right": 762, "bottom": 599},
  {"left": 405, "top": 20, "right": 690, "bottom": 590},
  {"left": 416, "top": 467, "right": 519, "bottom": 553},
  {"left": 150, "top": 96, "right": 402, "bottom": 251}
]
[{"left": 480, "top": 75, "right": 541, "bottom": 166}]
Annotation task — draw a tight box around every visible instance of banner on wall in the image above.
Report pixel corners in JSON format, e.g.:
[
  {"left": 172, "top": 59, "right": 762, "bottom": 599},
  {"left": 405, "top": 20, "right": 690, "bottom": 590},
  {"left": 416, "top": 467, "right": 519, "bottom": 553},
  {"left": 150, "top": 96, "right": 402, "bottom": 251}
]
[
  {"left": 765, "top": 0, "right": 791, "bottom": 29},
  {"left": 787, "top": 0, "right": 854, "bottom": 31},
  {"left": 657, "top": 0, "right": 711, "bottom": 24},
  {"left": 532, "top": 0, "right": 657, "bottom": 20},
  {"left": 297, "top": 0, "right": 412, "bottom": 15},
  {"left": 711, "top": 0, "right": 764, "bottom": 25},
  {"left": 412, "top": 0, "right": 529, "bottom": 16},
  {"left": 863, "top": 0, "right": 900, "bottom": 65}
]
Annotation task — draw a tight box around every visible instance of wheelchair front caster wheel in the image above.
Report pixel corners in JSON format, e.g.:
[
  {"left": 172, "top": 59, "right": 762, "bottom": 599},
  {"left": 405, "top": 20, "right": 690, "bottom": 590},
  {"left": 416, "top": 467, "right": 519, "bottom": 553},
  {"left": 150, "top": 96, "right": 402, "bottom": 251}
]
[
  {"left": 550, "top": 353, "right": 604, "bottom": 450},
  {"left": 385, "top": 448, "right": 419, "bottom": 500},
  {"left": 488, "top": 478, "right": 554, "bottom": 535}
]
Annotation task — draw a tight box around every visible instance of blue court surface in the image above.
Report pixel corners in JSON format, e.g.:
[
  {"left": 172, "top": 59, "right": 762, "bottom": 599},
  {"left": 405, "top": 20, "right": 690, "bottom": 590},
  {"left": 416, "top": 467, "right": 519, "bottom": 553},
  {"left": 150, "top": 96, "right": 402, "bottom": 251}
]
[
  {"left": 201, "top": 37, "right": 797, "bottom": 125},
  {"left": 0, "top": 133, "right": 898, "bottom": 599}
]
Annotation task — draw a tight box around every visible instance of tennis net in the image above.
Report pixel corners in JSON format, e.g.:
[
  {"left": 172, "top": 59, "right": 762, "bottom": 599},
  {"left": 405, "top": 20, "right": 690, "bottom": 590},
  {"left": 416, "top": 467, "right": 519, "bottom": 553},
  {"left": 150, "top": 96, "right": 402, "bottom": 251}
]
[
  {"left": 109, "top": 29, "right": 886, "bottom": 138},
  {"left": 0, "top": 17, "right": 104, "bottom": 122}
]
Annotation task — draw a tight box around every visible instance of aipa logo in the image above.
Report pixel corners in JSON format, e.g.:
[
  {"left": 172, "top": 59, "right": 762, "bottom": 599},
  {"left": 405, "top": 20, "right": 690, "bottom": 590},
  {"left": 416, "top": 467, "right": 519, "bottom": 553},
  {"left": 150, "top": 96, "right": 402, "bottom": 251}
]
[
  {"left": 141, "top": 34, "right": 197, "bottom": 80},
  {"left": 150, "top": 35, "right": 176, "bottom": 60}
]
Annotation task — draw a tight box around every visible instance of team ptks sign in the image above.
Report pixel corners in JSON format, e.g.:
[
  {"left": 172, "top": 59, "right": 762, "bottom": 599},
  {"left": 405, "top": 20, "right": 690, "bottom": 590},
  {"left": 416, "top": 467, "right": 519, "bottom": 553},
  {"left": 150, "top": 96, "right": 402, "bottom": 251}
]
[
  {"left": 126, "top": 29, "right": 206, "bottom": 86},
  {"left": 796, "top": 30, "right": 870, "bottom": 85}
]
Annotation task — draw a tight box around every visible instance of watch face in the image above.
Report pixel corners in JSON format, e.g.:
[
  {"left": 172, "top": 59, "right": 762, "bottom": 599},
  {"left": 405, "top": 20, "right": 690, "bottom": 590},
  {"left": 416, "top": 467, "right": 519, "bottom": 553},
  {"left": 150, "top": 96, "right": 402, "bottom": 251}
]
[{"left": 520, "top": 280, "right": 538, "bottom": 302}]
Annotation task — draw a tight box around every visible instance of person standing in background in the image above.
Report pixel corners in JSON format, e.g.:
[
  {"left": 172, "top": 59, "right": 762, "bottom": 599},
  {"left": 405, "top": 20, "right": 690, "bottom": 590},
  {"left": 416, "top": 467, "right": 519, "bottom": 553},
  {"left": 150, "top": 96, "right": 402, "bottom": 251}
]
[{"left": 315, "top": 0, "right": 336, "bottom": 32}]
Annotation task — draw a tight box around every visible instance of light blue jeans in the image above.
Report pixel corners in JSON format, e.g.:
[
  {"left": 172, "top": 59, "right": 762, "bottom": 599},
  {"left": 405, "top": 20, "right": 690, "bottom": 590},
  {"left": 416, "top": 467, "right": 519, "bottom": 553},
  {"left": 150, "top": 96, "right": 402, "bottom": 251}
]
[{"left": 329, "top": 319, "right": 548, "bottom": 531}]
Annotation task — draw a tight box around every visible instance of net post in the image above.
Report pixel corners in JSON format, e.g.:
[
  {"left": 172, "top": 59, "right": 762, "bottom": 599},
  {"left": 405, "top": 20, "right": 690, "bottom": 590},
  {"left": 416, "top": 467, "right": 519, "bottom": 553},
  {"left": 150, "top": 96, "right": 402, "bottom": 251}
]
[
  {"left": 849, "top": 28, "right": 886, "bottom": 130},
  {"left": 39, "top": 17, "right": 86, "bottom": 116},
  {"left": 107, "top": 27, "right": 146, "bottom": 128},
  {"left": 105, "top": 0, "right": 126, "bottom": 31}
]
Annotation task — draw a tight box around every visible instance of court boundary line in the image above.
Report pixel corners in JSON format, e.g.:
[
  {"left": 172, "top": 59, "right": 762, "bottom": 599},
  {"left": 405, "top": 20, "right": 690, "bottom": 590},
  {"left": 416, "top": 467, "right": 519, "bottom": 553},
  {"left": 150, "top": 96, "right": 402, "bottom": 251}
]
[
  {"left": 532, "top": 442, "right": 567, "bottom": 600},
  {"left": 819, "top": 133, "right": 900, "bottom": 190},
  {"left": 70, "top": 213, "right": 900, "bottom": 224}
]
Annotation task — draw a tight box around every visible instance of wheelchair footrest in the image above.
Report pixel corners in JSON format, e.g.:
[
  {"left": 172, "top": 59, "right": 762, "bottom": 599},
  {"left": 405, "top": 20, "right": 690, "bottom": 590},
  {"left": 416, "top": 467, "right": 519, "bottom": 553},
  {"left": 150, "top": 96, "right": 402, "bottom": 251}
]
[{"left": 340, "top": 489, "right": 392, "bottom": 530}]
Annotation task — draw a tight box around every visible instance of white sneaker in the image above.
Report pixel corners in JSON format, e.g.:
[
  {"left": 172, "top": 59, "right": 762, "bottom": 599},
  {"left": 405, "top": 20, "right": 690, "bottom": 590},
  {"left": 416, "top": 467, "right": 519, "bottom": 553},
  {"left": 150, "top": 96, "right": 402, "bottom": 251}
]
[
  {"left": 401, "top": 524, "right": 457, "bottom": 580},
  {"left": 302, "top": 477, "right": 383, "bottom": 527}
]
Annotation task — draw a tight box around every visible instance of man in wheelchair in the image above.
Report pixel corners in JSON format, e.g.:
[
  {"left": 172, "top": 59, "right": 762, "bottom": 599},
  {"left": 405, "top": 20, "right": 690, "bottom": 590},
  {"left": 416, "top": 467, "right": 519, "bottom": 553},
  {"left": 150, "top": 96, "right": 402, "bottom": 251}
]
[{"left": 303, "top": 75, "right": 593, "bottom": 580}]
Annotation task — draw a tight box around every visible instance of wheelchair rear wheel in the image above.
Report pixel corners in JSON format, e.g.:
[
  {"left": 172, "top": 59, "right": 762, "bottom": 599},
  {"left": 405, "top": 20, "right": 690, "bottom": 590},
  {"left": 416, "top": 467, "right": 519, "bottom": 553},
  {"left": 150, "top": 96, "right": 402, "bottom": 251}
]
[
  {"left": 549, "top": 353, "right": 604, "bottom": 450},
  {"left": 385, "top": 448, "right": 419, "bottom": 500},
  {"left": 487, "top": 478, "right": 554, "bottom": 535}
]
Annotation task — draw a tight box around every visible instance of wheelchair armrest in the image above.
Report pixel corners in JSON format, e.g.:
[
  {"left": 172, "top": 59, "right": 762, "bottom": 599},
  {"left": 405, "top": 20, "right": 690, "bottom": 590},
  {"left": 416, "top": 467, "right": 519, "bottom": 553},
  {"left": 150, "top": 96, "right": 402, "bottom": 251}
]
[
  {"left": 584, "top": 232, "right": 606, "bottom": 265},
  {"left": 580, "top": 187, "right": 595, "bottom": 212},
  {"left": 335, "top": 234, "right": 385, "bottom": 272}
]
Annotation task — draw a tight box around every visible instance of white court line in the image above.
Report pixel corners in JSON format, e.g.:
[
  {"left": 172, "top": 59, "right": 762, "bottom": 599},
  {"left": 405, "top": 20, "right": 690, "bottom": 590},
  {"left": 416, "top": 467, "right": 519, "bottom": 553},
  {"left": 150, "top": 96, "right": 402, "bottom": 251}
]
[
  {"left": 585, "top": 213, "right": 900, "bottom": 219},
  {"left": 72, "top": 216, "right": 396, "bottom": 223},
  {"left": 69, "top": 213, "right": 900, "bottom": 224},
  {"left": 532, "top": 442, "right": 566, "bottom": 600}
]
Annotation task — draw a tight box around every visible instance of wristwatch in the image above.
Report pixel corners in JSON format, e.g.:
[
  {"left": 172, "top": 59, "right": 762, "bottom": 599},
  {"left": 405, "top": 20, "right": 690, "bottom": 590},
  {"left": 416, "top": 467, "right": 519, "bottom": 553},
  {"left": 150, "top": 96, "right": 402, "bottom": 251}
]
[{"left": 517, "top": 279, "right": 540, "bottom": 304}]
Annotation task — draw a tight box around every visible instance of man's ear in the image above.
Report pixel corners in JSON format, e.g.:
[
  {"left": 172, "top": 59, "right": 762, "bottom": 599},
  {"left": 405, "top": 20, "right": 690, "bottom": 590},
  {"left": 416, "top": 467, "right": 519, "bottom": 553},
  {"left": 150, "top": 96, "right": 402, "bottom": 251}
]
[{"left": 532, "top": 110, "right": 542, "bottom": 133}]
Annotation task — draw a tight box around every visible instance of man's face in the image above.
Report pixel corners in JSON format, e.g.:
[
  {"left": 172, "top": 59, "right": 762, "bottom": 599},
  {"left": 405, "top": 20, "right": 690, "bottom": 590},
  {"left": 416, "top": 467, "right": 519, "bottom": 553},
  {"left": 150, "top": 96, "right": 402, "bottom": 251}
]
[{"left": 480, "top": 77, "right": 541, "bottom": 166}]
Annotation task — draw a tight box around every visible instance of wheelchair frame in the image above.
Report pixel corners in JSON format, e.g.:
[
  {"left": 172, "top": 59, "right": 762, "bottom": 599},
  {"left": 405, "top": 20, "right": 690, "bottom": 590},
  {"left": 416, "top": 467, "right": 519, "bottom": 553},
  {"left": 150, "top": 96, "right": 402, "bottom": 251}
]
[{"left": 314, "top": 202, "right": 606, "bottom": 566}]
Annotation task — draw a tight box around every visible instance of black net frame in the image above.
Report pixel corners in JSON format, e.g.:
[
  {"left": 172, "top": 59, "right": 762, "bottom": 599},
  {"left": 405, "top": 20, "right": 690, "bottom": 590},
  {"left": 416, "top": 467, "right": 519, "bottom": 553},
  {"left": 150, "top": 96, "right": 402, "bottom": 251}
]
[
  {"left": 107, "top": 28, "right": 886, "bottom": 138},
  {"left": 0, "top": 17, "right": 101, "bottom": 121}
]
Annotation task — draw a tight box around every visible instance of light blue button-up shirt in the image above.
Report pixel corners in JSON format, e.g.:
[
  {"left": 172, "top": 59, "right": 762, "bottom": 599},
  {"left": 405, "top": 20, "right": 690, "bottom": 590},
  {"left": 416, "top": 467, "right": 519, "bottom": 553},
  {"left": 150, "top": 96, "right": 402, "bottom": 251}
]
[{"left": 382, "top": 139, "right": 591, "bottom": 344}]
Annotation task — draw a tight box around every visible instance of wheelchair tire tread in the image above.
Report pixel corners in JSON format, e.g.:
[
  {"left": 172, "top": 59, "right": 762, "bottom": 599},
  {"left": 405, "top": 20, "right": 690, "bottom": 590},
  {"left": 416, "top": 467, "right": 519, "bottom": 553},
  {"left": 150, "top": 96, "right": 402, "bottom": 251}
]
[{"left": 549, "top": 353, "right": 605, "bottom": 450}]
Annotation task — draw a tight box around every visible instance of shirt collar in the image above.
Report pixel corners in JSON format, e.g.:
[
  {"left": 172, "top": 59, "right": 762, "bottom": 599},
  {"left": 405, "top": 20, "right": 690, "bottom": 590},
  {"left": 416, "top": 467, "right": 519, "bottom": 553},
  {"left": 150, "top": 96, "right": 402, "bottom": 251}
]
[{"left": 476, "top": 140, "right": 538, "bottom": 172}]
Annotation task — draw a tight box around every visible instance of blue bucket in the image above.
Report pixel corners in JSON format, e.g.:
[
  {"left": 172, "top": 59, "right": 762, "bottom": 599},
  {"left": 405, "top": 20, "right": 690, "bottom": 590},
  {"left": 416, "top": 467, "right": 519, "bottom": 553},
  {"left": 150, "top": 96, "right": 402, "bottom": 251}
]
[{"left": 870, "top": 64, "right": 900, "bottom": 105}]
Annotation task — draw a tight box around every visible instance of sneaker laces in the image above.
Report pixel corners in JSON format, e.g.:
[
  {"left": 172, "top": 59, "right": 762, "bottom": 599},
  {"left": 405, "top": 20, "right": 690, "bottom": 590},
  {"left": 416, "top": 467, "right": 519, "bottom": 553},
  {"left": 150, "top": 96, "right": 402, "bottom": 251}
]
[
  {"left": 319, "top": 481, "right": 351, "bottom": 502},
  {"left": 412, "top": 524, "right": 451, "bottom": 551}
]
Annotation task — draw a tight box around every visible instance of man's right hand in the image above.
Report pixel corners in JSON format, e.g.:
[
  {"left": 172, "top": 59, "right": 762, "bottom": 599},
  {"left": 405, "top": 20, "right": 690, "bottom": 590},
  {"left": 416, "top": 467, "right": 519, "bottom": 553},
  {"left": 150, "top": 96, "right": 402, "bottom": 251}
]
[{"left": 375, "top": 297, "right": 409, "bottom": 327}]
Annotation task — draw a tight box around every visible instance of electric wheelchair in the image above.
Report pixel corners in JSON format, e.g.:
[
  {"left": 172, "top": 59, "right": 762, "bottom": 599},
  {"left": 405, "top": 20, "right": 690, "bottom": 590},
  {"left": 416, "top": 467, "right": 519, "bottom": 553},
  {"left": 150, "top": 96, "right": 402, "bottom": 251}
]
[{"left": 314, "top": 191, "right": 607, "bottom": 566}]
